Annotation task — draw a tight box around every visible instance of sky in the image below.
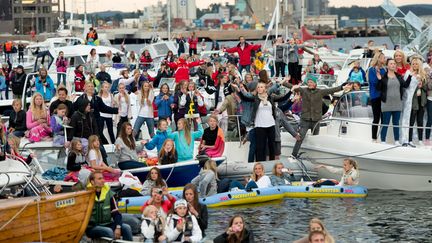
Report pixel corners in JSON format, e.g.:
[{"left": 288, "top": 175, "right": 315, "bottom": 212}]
[{"left": 67, "top": 0, "right": 431, "bottom": 13}]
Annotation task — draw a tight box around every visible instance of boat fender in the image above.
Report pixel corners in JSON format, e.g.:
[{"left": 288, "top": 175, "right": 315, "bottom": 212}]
[{"left": 305, "top": 186, "right": 309, "bottom": 191}]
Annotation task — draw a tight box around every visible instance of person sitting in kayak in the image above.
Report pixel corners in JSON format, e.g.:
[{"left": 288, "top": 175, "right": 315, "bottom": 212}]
[
  {"left": 191, "top": 159, "right": 218, "bottom": 197},
  {"left": 229, "top": 162, "right": 272, "bottom": 191},
  {"left": 141, "top": 186, "right": 176, "bottom": 220},
  {"left": 165, "top": 199, "right": 202, "bottom": 243},
  {"left": 141, "top": 205, "right": 167, "bottom": 243},
  {"left": 182, "top": 184, "right": 209, "bottom": 237},
  {"left": 270, "top": 162, "right": 296, "bottom": 186},
  {"left": 316, "top": 158, "right": 359, "bottom": 186},
  {"left": 293, "top": 218, "right": 335, "bottom": 243},
  {"left": 213, "top": 215, "right": 254, "bottom": 243},
  {"left": 141, "top": 167, "right": 167, "bottom": 196}
]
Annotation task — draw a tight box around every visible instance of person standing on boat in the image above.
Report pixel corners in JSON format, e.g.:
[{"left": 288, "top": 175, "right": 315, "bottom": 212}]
[
  {"left": 140, "top": 50, "right": 153, "bottom": 70},
  {"left": 394, "top": 50, "right": 410, "bottom": 76},
  {"left": 86, "top": 48, "right": 100, "bottom": 75},
  {"left": 376, "top": 58, "right": 412, "bottom": 145},
  {"left": 424, "top": 62, "right": 432, "bottom": 145},
  {"left": 1, "top": 61, "right": 12, "bottom": 99},
  {"left": 86, "top": 27, "right": 98, "bottom": 46},
  {"left": 96, "top": 64, "right": 112, "bottom": 84},
  {"left": 166, "top": 54, "right": 205, "bottom": 83},
  {"left": 35, "top": 67, "right": 55, "bottom": 102},
  {"left": 10, "top": 65, "right": 27, "bottom": 99},
  {"left": 287, "top": 38, "right": 303, "bottom": 84},
  {"left": 17, "top": 42, "right": 24, "bottom": 63},
  {"left": 176, "top": 34, "right": 186, "bottom": 57},
  {"left": 55, "top": 51, "right": 68, "bottom": 86},
  {"left": 404, "top": 57, "right": 427, "bottom": 147},
  {"left": 49, "top": 87, "right": 74, "bottom": 118},
  {"left": 225, "top": 36, "right": 261, "bottom": 75},
  {"left": 134, "top": 81, "right": 155, "bottom": 140},
  {"left": 367, "top": 52, "right": 386, "bottom": 142},
  {"left": 284, "top": 74, "right": 350, "bottom": 158},
  {"left": 74, "top": 65, "right": 86, "bottom": 92},
  {"left": 86, "top": 171, "right": 133, "bottom": 241},
  {"left": 74, "top": 82, "right": 119, "bottom": 145},
  {"left": 188, "top": 32, "right": 199, "bottom": 56},
  {"left": 271, "top": 36, "right": 288, "bottom": 78}
]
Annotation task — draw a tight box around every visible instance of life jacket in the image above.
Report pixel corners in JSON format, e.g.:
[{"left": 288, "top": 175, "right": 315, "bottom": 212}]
[
  {"left": 172, "top": 215, "right": 194, "bottom": 241},
  {"left": 5, "top": 41, "right": 12, "bottom": 52},
  {"left": 143, "top": 218, "right": 164, "bottom": 241},
  {"left": 88, "top": 184, "right": 115, "bottom": 227}
]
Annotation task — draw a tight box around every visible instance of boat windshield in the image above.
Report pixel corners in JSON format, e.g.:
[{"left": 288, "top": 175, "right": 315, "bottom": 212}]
[{"left": 333, "top": 90, "right": 373, "bottom": 118}]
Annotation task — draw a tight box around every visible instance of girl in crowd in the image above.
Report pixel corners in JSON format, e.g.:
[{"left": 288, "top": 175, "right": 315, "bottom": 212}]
[
  {"left": 64, "top": 139, "right": 88, "bottom": 182},
  {"left": 270, "top": 162, "right": 296, "bottom": 186},
  {"left": 172, "top": 81, "right": 188, "bottom": 126},
  {"left": 169, "top": 118, "right": 203, "bottom": 162},
  {"left": 144, "top": 119, "right": 171, "bottom": 153},
  {"left": 50, "top": 104, "right": 69, "bottom": 146},
  {"left": 55, "top": 50, "right": 68, "bottom": 86},
  {"left": 140, "top": 50, "right": 153, "bottom": 69},
  {"left": 376, "top": 58, "right": 411, "bottom": 144},
  {"left": 127, "top": 50, "right": 139, "bottom": 70},
  {"left": 155, "top": 83, "right": 174, "bottom": 120},
  {"left": 198, "top": 115, "right": 225, "bottom": 158},
  {"left": 0, "top": 121, "right": 6, "bottom": 160},
  {"left": 183, "top": 183, "right": 208, "bottom": 237},
  {"left": 88, "top": 135, "right": 120, "bottom": 180},
  {"left": 165, "top": 50, "right": 175, "bottom": 63},
  {"left": 214, "top": 73, "right": 233, "bottom": 110},
  {"left": 0, "top": 69, "right": 6, "bottom": 100},
  {"left": 141, "top": 205, "right": 167, "bottom": 243},
  {"left": 115, "top": 122, "right": 147, "bottom": 170},
  {"left": 8, "top": 99, "right": 26, "bottom": 137},
  {"left": 98, "top": 82, "right": 116, "bottom": 144},
  {"left": 182, "top": 184, "right": 209, "bottom": 237},
  {"left": 74, "top": 65, "right": 86, "bottom": 92},
  {"left": 230, "top": 162, "right": 272, "bottom": 190},
  {"left": 213, "top": 215, "right": 254, "bottom": 243},
  {"left": 348, "top": 61, "right": 366, "bottom": 84},
  {"left": 141, "top": 187, "right": 176, "bottom": 220},
  {"left": 158, "top": 139, "right": 178, "bottom": 165},
  {"left": 394, "top": 50, "right": 410, "bottom": 76},
  {"left": 367, "top": 52, "right": 386, "bottom": 142},
  {"left": 293, "top": 218, "right": 335, "bottom": 243},
  {"left": 26, "top": 92, "right": 51, "bottom": 142},
  {"left": 181, "top": 82, "right": 205, "bottom": 118},
  {"left": 407, "top": 57, "right": 427, "bottom": 147},
  {"left": 86, "top": 48, "right": 100, "bottom": 74},
  {"left": 141, "top": 167, "right": 167, "bottom": 196},
  {"left": 7, "top": 136, "right": 33, "bottom": 163},
  {"left": 425, "top": 62, "right": 432, "bottom": 145},
  {"left": 35, "top": 67, "right": 55, "bottom": 102},
  {"left": 191, "top": 160, "right": 218, "bottom": 198},
  {"left": 316, "top": 158, "right": 359, "bottom": 186},
  {"left": 165, "top": 199, "right": 202, "bottom": 243},
  {"left": 114, "top": 83, "right": 132, "bottom": 137},
  {"left": 134, "top": 81, "right": 155, "bottom": 140}
]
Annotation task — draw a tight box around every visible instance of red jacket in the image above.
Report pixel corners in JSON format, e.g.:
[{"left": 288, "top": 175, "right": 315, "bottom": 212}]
[
  {"left": 225, "top": 42, "right": 261, "bottom": 66},
  {"left": 140, "top": 55, "right": 153, "bottom": 66},
  {"left": 167, "top": 58, "right": 204, "bottom": 83},
  {"left": 188, "top": 37, "right": 198, "bottom": 49},
  {"left": 320, "top": 68, "right": 334, "bottom": 75},
  {"left": 141, "top": 196, "right": 176, "bottom": 213},
  {"left": 74, "top": 70, "right": 85, "bottom": 92}
]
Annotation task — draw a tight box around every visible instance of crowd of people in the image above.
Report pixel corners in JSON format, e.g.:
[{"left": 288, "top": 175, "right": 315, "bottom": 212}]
[{"left": 2, "top": 30, "right": 432, "bottom": 242}]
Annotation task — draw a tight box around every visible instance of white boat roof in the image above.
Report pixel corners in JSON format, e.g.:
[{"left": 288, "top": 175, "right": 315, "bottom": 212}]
[{"left": 49, "top": 45, "right": 124, "bottom": 57}]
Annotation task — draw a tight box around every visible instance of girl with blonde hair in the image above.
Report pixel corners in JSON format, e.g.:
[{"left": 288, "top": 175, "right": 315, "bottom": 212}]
[
  {"left": 317, "top": 158, "right": 359, "bottom": 186},
  {"left": 158, "top": 139, "right": 177, "bottom": 165},
  {"left": 168, "top": 118, "right": 203, "bottom": 162},
  {"left": 133, "top": 81, "right": 155, "bottom": 139},
  {"left": 87, "top": 135, "right": 120, "bottom": 181},
  {"left": 114, "top": 82, "right": 132, "bottom": 137},
  {"left": 26, "top": 92, "right": 51, "bottom": 142},
  {"left": 394, "top": 50, "right": 410, "bottom": 76},
  {"left": 191, "top": 159, "right": 219, "bottom": 197},
  {"left": 98, "top": 82, "right": 115, "bottom": 143},
  {"left": 293, "top": 218, "right": 335, "bottom": 243}
]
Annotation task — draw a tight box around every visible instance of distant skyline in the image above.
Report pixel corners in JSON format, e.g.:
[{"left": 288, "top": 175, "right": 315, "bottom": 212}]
[{"left": 66, "top": 0, "right": 431, "bottom": 13}]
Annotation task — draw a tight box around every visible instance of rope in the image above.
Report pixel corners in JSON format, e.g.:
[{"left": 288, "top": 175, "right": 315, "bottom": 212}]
[
  {"left": 164, "top": 162, "right": 177, "bottom": 183},
  {"left": 299, "top": 144, "right": 400, "bottom": 161},
  {"left": 0, "top": 197, "right": 34, "bottom": 231}
]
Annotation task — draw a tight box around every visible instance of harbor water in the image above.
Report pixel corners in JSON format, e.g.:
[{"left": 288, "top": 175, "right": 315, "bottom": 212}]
[{"left": 205, "top": 189, "right": 432, "bottom": 242}]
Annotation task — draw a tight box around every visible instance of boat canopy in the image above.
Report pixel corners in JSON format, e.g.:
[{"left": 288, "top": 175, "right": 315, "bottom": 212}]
[{"left": 333, "top": 90, "right": 372, "bottom": 118}]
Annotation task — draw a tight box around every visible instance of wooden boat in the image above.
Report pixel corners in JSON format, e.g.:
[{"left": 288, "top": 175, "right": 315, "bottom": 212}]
[{"left": 0, "top": 190, "right": 95, "bottom": 243}]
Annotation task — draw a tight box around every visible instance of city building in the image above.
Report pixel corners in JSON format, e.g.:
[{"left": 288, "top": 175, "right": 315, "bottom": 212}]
[
  {"left": 141, "top": 1, "right": 165, "bottom": 29},
  {"left": 219, "top": 5, "right": 230, "bottom": 23},
  {"left": 0, "top": 0, "right": 60, "bottom": 35},
  {"left": 304, "top": 15, "right": 338, "bottom": 29},
  {"left": 169, "top": 0, "right": 197, "bottom": 26},
  {"left": 306, "top": 0, "right": 329, "bottom": 16}
]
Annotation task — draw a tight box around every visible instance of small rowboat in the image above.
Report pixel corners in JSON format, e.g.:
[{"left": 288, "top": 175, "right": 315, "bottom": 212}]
[{"left": 0, "top": 190, "right": 95, "bottom": 243}]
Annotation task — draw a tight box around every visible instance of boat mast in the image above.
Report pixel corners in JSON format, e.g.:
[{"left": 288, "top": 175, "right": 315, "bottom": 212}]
[
  {"left": 167, "top": 0, "right": 171, "bottom": 40},
  {"left": 301, "top": 0, "right": 305, "bottom": 28},
  {"left": 83, "top": 0, "right": 88, "bottom": 38},
  {"left": 285, "top": 0, "right": 289, "bottom": 40},
  {"left": 69, "top": 0, "right": 74, "bottom": 31},
  {"left": 275, "top": 0, "right": 279, "bottom": 39}
]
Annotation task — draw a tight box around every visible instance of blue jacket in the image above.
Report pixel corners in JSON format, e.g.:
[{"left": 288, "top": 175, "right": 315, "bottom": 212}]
[
  {"left": 0, "top": 76, "right": 6, "bottom": 90},
  {"left": 145, "top": 128, "right": 171, "bottom": 152},
  {"left": 35, "top": 76, "right": 55, "bottom": 101},
  {"left": 367, "top": 67, "right": 386, "bottom": 100},
  {"left": 155, "top": 93, "right": 174, "bottom": 119},
  {"left": 348, "top": 68, "right": 366, "bottom": 84},
  {"left": 169, "top": 123, "right": 203, "bottom": 162}
]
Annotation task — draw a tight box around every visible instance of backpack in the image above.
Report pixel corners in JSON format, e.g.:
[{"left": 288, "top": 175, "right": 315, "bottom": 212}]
[{"left": 110, "top": 78, "right": 120, "bottom": 94}]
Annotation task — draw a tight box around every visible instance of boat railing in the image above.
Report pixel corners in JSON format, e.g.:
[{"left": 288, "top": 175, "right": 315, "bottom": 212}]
[
  {"left": 313, "top": 116, "right": 432, "bottom": 137},
  {"left": 216, "top": 114, "right": 244, "bottom": 145},
  {"left": 308, "top": 73, "right": 338, "bottom": 87}
]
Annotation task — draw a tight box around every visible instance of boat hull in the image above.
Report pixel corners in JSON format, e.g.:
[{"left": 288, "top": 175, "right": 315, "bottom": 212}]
[
  {"left": 0, "top": 190, "right": 95, "bottom": 243},
  {"left": 282, "top": 133, "right": 432, "bottom": 191},
  {"left": 127, "top": 157, "right": 226, "bottom": 187}
]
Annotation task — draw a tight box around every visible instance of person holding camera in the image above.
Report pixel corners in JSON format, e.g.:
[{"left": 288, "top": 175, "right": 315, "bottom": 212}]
[
  {"left": 141, "top": 186, "right": 176, "bottom": 220},
  {"left": 141, "top": 205, "right": 167, "bottom": 243},
  {"left": 213, "top": 215, "right": 254, "bottom": 243},
  {"left": 165, "top": 199, "right": 202, "bottom": 243}
]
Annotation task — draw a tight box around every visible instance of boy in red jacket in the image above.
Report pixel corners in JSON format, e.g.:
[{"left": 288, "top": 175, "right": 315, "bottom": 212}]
[
  {"left": 166, "top": 54, "right": 205, "bottom": 83},
  {"left": 225, "top": 36, "right": 261, "bottom": 75}
]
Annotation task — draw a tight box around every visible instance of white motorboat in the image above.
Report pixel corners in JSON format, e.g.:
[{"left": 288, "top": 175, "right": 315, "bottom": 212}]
[{"left": 281, "top": 91, "right": 432, "bottom": 191}]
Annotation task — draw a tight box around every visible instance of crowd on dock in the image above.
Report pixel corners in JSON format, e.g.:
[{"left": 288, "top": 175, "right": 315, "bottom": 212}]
[{"left": 1, "top": 29, "right": 432, "bottom": 242}]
